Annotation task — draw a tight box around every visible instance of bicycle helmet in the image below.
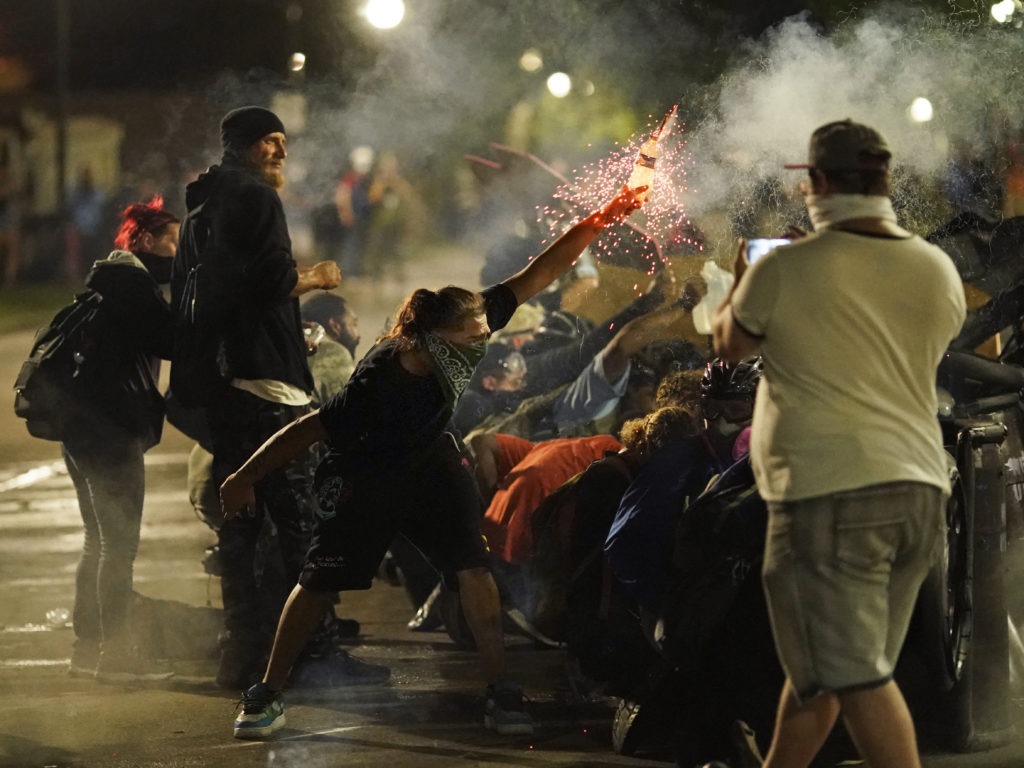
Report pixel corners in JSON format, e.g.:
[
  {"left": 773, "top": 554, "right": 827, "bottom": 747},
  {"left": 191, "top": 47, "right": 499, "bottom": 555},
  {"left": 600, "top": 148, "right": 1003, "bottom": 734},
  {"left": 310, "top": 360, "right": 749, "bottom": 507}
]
[{"left": 700, "top": 357, "right": 763, "bottom": 424}]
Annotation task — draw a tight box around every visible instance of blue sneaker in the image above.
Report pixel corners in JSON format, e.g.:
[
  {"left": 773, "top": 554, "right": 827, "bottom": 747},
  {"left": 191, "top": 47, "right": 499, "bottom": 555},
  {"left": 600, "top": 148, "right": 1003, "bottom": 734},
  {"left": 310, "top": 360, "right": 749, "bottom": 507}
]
[{"left": 233, "top": 682, "right": 285, "bottom": 739}]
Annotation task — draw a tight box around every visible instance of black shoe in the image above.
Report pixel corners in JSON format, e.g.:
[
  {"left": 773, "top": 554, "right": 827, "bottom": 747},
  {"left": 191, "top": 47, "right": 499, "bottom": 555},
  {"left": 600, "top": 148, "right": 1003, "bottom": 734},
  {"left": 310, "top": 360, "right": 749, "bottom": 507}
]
[
  {"left": 326, "top": 616, "right": 361, "bottom": 641},
  {"left": 289, "top": 647, "right": 391, "bottom": 689}
]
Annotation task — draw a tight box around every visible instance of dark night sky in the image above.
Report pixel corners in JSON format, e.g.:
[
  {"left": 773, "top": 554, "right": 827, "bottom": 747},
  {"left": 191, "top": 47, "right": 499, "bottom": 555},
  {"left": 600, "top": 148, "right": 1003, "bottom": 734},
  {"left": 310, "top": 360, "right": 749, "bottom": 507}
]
[
  {"left": 0, "top": 0, "right": 821, "bottom": 93},
  {"left": 0, "top": 0, "right": 303, "bottom": 91}
]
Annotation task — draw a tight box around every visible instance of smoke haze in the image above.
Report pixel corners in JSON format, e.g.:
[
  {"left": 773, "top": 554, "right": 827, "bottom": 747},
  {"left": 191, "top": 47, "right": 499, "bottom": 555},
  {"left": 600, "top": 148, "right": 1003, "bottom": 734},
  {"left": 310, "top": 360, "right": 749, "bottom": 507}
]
[
  {"left": 684, "top": 8, "right": 1024, "bottom": 233},
  {"left": 186, "top": 3, "right": 1024, "bottom": 261}
]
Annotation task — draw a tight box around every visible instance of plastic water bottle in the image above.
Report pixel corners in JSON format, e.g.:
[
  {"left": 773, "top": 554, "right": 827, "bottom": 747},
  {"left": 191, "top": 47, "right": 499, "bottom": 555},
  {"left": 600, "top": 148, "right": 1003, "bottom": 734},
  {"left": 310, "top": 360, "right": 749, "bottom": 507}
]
[
  {"left": 691, "top": 259, "right": 735, "bottom": 335},
  {"left": 627, "top": 104, "right": 678, "bottom": 202}
]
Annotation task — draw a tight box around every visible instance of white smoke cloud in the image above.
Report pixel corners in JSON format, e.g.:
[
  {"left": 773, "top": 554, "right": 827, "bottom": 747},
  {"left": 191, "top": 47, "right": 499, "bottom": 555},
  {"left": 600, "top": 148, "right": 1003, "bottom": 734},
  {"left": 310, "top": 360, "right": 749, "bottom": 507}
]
[
  {"left": 683, "top": 9, "right": 1024, "bottom": 230},
  {"left": 195, "top": 3, "right": 1024, "bottom": 254}
]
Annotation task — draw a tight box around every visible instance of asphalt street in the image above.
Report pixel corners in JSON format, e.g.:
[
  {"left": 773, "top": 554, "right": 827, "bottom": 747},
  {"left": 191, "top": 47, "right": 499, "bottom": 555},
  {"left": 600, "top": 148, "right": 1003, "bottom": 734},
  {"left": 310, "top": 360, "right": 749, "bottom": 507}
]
[{"left": 3, "top": 249, "right": 1024, "bottom": 767}]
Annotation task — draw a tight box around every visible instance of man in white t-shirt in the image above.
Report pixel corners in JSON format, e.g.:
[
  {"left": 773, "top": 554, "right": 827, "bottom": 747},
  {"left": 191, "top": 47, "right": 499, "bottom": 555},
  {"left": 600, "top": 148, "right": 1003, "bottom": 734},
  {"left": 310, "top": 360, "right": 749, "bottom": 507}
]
[{"left": 711, "top": 119, "right": 966, "bottom": 768}]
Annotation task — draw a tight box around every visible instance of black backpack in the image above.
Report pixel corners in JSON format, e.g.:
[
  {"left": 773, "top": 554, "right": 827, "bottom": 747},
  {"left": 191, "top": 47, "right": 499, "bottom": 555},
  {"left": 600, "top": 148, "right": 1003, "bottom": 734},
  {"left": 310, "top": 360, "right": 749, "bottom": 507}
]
[
  {"left": 658, "top": 454, "right": 768, "bottom": 674},
  {"left": 169, "top": 201, "right": 238, "bottom": 408},
  {"left": 13, "top": 290, "right": 106, "bottom": 441},
  {"left": 525, "top": 455, "right": 633, "bottom": 640}
]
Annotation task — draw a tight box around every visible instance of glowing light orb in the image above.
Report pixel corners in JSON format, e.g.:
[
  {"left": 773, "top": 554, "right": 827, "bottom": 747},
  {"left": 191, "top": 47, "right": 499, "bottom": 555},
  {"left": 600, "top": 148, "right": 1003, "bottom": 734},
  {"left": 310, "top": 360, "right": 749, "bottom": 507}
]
[
  {"left": 289, "top": 52, "right": 306, "bottom": 72},
  {"left": 546, "top": 72, "right": 572, "bottom": 98},
  {"left": 363, "top": 0, "right": 405, "bottom": 29},
  {"left": 991, "top": 0, "right": 1017, "bottom": 23},
  {"left": 519, "top": 49, "right": 544, "bottom": 73},
  {"left": 909, "top": 97, "right": 934, "bottom": 123}
]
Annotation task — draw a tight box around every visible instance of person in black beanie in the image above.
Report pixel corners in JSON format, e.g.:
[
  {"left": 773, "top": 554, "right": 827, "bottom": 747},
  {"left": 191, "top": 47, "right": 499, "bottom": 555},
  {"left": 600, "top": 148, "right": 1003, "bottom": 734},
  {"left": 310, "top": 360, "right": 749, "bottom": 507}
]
[{"left": 171, "top": 106, "right": 382, "bottom": 692}]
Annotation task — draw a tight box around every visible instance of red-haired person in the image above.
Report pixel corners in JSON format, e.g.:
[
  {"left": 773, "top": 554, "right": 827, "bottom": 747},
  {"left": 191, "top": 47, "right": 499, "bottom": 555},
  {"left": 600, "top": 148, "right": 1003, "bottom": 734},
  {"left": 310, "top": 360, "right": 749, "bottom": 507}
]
[{"left": 63, "top": 196, "right": 179, "bottom": 683}]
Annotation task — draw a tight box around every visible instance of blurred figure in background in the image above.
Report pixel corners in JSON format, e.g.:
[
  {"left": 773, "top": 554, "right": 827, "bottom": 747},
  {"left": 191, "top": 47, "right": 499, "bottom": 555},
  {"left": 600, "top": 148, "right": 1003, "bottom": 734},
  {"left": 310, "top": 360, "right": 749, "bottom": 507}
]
[
  {"left": 0, "top": 152, "right": 22, "bottom": 287},
  {"left": 301, "top": 292, "right": 362, "bottom": 406},
  {"left": 1003, "top": 137, "right": 1024, "bottom": 219},
  {"left": 334, "top": 145, "right": 375, "bottom": 277},
  {"left": 362, "top": 151, "right": 427, "bottom": 283},
  {"left": 65, "top": 166, "right": 108, "bottom": 283}
]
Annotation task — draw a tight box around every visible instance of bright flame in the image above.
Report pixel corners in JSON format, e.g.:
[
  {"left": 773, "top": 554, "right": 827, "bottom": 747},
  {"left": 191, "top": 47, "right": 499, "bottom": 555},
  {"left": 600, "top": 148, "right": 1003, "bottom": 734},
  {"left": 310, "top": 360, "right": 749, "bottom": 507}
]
[
  {"left": 546, "top": 72, "right": 572, "bottom": 98},
  {"left": 363, "top": 0, "right": 405, "bottom": 29}
]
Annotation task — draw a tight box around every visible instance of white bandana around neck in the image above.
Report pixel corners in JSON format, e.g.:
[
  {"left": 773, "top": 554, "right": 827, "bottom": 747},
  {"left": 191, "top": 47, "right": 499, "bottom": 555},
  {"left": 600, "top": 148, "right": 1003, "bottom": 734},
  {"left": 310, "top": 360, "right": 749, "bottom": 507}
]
[{"left": 805, "top": 193, "right": 898, "bottom": 232}]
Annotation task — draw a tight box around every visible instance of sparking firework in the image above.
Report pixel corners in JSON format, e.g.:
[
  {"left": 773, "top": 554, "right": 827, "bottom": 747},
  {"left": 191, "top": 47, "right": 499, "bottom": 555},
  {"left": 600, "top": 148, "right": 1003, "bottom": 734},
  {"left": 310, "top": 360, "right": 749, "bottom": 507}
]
[
  {"left": 628, "top": 104, "right": 678, "bottom": 203},
  {"left": 537, "top": 105, "right": 700, "bottom": 287}
]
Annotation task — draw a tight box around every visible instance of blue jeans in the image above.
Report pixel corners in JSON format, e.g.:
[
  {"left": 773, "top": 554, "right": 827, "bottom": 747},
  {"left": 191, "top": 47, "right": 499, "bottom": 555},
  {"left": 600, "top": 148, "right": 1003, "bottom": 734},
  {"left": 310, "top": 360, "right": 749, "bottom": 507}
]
[{"left": 62, "top": 438, "right": 146, "bottom": 650}]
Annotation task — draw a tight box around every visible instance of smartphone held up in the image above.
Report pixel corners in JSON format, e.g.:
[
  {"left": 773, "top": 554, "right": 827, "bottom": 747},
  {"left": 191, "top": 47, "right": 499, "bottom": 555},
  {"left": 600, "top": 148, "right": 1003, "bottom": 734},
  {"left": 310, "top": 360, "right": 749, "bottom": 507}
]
[{"left": 746, "top": 238, "right": 791, "bottom": 265}]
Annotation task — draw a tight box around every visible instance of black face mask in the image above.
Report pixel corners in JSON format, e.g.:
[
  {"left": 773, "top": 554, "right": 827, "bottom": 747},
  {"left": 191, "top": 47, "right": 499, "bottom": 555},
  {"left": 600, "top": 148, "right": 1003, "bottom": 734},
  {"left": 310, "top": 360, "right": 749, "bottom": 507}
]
[{"left": 137, "top": 252, "right": 173, "bottom": 285}]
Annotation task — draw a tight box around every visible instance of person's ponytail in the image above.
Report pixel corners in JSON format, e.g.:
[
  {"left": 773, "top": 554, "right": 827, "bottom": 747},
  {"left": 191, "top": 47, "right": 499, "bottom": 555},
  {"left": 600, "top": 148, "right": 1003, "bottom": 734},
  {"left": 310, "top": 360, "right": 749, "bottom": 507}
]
[{"left": 381, "top": 286, "right": 483, "bottom": 347}]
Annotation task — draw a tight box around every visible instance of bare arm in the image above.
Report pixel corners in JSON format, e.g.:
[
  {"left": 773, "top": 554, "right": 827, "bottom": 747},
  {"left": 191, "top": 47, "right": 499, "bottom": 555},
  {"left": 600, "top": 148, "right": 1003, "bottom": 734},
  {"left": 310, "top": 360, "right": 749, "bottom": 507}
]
[
  {"left": 468, "top": 431, "right": 501, "bottom": 502},
  {"left": 220, "top": 410, "right": 329, "bottom": 519},
  {"left": 291, "top": 261, "right": 342, "bottom": 297},
  {"left": 712, "top": 238, "right": 762, "bottom": 363},
  {"left": 601, "top": 304, "right": 690, "bottom": 382},
  {"left": 501, "top": 184, "right": 644, "bottom": 305}
]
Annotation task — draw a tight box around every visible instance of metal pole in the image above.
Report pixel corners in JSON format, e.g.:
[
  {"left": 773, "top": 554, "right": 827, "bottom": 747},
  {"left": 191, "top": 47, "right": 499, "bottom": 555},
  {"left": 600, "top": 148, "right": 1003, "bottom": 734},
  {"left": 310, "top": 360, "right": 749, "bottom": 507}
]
[{"left": 55, "top": 0, "right": 69, "bottom": 216}]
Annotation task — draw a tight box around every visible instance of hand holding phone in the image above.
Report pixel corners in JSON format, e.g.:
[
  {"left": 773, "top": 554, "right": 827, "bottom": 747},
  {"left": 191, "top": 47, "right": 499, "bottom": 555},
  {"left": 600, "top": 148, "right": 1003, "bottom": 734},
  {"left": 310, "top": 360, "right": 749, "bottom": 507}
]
[{"left": 746, "top": 238, "right": 791, "bottom": 265}]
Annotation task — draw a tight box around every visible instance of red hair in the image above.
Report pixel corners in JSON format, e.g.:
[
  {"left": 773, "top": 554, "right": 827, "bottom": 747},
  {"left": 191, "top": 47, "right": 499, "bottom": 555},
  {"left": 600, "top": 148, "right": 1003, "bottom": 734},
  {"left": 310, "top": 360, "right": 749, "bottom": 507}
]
[{"left": 114, "top": 195, "right": 179, "bottom": 252}]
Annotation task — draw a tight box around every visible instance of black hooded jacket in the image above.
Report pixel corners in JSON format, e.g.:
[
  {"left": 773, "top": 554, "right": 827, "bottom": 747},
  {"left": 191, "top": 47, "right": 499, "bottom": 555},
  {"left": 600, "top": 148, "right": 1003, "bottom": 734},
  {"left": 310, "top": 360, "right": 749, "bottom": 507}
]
[
  {"left": 171, "top": 163, "right": 313, "bottom": 394},
  {"left": 74, "top": 251, "right": 173, "bottom": 449}
]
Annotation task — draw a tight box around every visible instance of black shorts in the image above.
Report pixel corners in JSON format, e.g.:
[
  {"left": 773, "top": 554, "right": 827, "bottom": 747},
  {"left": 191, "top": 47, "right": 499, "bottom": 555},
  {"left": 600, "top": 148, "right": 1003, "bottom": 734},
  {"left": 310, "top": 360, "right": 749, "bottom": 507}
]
[{"left": 299, "top": 437, "right": 490, "bottom": 592}]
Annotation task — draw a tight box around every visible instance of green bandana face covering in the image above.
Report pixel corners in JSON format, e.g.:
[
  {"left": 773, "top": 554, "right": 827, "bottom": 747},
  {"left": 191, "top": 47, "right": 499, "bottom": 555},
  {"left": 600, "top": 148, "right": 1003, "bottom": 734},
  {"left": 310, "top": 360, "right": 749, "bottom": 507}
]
[{"left": 421, "top": 332, "right": 488, "bottom": 407}]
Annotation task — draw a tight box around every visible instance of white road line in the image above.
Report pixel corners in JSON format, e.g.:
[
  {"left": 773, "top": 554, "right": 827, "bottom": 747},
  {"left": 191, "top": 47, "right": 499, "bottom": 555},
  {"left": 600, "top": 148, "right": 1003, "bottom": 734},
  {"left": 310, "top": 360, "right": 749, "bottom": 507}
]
[
  {"left": 222, "top": 725, "right": 363, "bottom": 747},
  {"left": 0, "top": 452, "right": 190, "bottom": 494},
  {"left": 0, "top": 462, "right": 63, "bottom": 493}
]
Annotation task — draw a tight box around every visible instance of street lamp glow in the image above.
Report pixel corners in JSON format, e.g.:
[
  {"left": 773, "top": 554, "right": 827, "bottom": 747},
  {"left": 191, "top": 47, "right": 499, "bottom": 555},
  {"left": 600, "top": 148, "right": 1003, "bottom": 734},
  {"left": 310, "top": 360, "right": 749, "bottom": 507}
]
[
  {"left": 546, "top": 72, "right": 572, "bottom": 98},
  {"left": 991, "top": 0, "right": 1016, "bottom": 23},
  {"left": 363, "top": 0, "right": 405, "bottom": 29},
  {"left": 909, "top": 96, "right": 934, "bottom": 123},
  {"left": 519, "top": 49, "right": 543, "bottom": 73}
]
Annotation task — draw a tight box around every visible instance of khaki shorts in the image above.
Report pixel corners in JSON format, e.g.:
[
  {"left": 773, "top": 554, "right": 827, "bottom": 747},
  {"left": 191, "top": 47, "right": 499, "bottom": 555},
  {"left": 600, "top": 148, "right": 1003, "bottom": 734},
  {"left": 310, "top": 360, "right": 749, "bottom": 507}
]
[{"left": 762, "top": 481, "right": 946, "bottom": 702}]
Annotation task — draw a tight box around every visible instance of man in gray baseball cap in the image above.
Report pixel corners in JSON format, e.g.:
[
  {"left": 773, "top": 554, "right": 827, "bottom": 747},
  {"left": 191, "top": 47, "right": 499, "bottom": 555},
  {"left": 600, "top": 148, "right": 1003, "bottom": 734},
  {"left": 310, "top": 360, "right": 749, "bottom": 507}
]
[
  {"left": 711, "top": 118, "right": 965, "bottom": 768},
  {"left": 783, "top": 118, "right": 891, "bottom": 173}
]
